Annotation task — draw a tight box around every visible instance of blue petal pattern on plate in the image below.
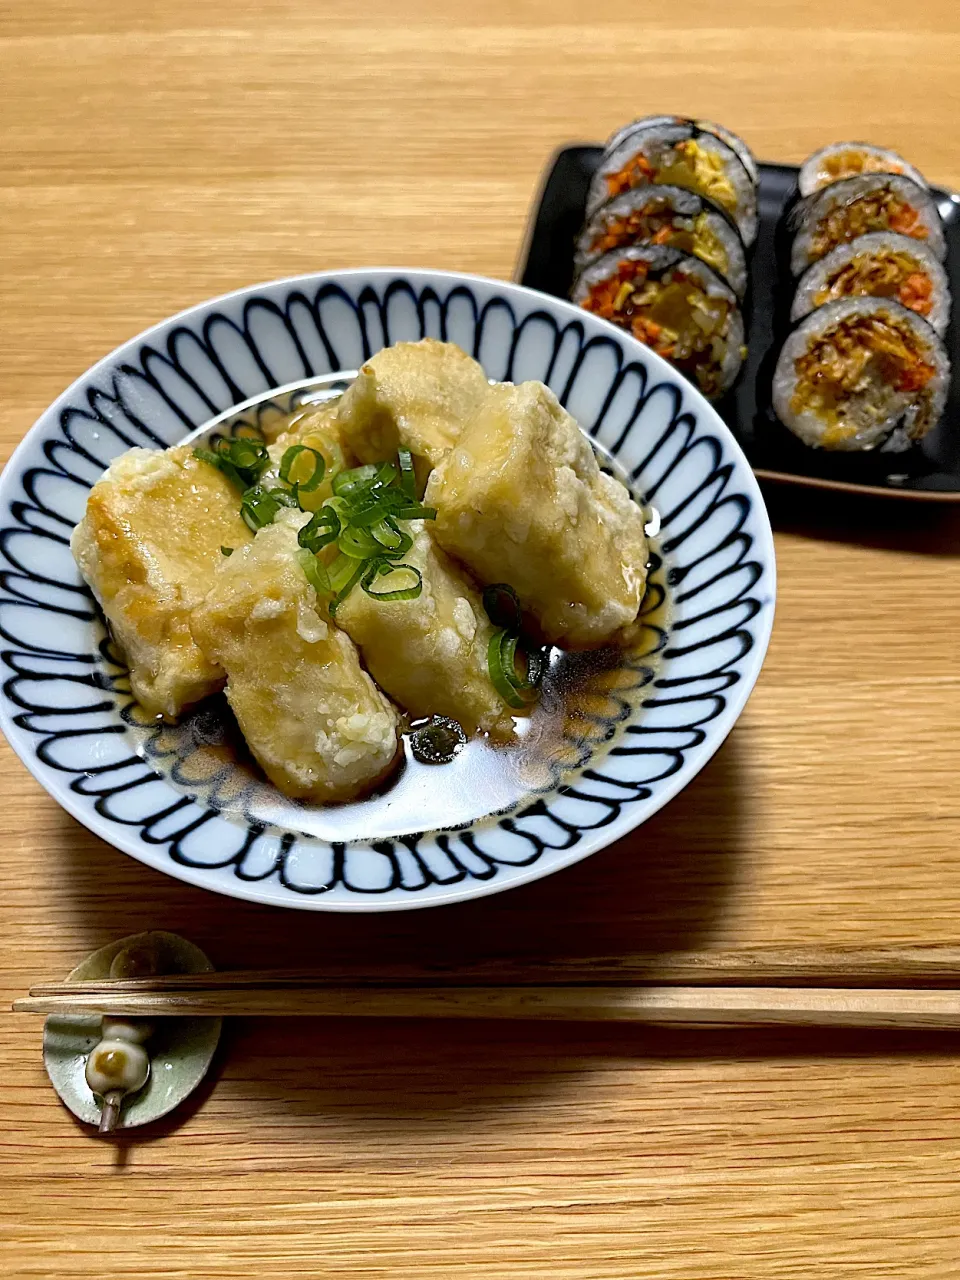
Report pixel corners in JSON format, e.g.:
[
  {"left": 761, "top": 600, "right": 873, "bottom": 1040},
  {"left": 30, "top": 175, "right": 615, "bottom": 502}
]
[{"left": 0, "top": 270, "right": 775, "bottom": 911}]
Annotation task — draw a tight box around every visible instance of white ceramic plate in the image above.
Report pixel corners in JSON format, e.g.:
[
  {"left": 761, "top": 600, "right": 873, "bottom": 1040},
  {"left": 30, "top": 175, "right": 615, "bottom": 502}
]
[{"left": 0, "top": 269, "right": 775, "bottom": 911}]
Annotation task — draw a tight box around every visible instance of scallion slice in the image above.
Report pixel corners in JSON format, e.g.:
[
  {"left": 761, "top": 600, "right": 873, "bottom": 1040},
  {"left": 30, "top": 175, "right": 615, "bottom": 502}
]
[
  {"left": 482, "top": 583, "right": 522, "bottom": 631},
  {"left": 194, "top": 436, "right": 271, "bottom": 494},
  {"left": 338, "top": 524, "right": 384, "bottom": 560},
  {"left": 397, "top": 447, "right": 416, "bottom": 498},
  {"left": 392, "top": 503, "right": 437, "bottom": 521},
  {"left": 327, "top": 555, "right": 366, "bottom": 614},
  {"left": 298, "top": 505, "right": 340, "bottom": 554},
  {"left": 361, "top": 559, "right": 423, "bottom": 601},
  {"left": 369, "top": 517, "right": 412, "bottom": 557},
  {"left": 296, "top": 548, "right": 331, "bottom": 595},
  {"left": 220, "top": 545, "right": 233, "bottom": 557},
  {"left": 487, "top": 630, "right": 527, "bottom": 709},
  {"left": 268, "top": 486, "right": 299, "bottom": 508},
  {"left": 240, "top": 485, "right": 284, "bottom": 531},
  {"left": 332, "top": 464, "right": 379, "bottom": 497},
  {"left": 280, "top": 445, "right": 325, "bottom": 493}
]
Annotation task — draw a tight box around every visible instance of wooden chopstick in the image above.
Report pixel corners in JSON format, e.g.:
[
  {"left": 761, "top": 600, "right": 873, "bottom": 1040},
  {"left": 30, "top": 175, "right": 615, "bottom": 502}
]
[
  {"left": 12, "top": 984, "right": 960, "bottom": 1029},
  {"left": 22, "top": 945, "right": 960, "bottom": 992}
]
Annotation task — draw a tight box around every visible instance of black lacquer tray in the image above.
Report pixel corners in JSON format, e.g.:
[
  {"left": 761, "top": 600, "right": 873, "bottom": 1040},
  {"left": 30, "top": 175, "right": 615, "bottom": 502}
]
[{"left": 517, "top": 145, "right": 960, "bottom": 501}]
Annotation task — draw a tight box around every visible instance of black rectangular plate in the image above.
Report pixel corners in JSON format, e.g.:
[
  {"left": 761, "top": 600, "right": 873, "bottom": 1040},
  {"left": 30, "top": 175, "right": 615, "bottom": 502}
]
[{"left": 517, "top": 145, "right": 960, "bottom": 501}]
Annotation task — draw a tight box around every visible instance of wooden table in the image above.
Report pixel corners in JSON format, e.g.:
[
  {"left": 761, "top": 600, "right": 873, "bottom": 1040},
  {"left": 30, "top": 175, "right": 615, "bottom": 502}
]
[{"left": 3, "top": 2, "right": 960, "bottom": 1276}]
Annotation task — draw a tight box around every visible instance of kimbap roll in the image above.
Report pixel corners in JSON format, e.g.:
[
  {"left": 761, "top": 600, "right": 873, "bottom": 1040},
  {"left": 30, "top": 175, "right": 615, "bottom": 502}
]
[
  {"left": 573, "top": 245, "right": 746, "bottom": 399},
  {"left": 772, "top": 296, "right": 949, "bottom": 452},
  {"left": 586, "top": 119, "right": 758, "bottom": 246},
  {"left": 791, "top": 232, "right": 950, "bottom": 335},
  {"left": 604, "top": 115, "right": 759, "bottom": 186},
  {"left": 573, "top": 185, "right": 748, "bottom": 298},
  {"left": 790, "top": 173, "right": 945, "bottom": 275},
  {"left": 798, "top": 141, "right": 927, "bottom": 198}
]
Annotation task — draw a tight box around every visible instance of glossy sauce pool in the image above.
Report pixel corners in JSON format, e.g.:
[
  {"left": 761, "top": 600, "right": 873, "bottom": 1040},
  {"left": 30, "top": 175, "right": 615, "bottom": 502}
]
[{"left": 116, "top": 443, "right": 670, "bottom": 844}]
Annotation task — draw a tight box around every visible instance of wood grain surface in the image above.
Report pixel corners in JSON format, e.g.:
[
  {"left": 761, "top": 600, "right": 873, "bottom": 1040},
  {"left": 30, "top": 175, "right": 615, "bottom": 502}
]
[{"left": 3, "top": 2, "right": 960, "bottom": 1276}]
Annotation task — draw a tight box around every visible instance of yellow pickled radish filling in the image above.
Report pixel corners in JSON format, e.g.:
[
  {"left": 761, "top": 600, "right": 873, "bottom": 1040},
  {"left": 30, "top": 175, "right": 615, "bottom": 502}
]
[
  {"left": 789, "top": 315, "right": 937, "bottom": 442},
  {"left": 812, "top": 251, "right": 934, "bottom": 318},
  {"left": 607, "top": 140, "right": 738, "bottom": 218},
  {"left": 655, "top": 141, "right": 738, "bottom": 217}
]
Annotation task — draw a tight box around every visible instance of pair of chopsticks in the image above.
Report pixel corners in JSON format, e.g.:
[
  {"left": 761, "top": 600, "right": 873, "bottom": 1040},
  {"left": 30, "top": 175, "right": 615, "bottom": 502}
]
[{"left": 13, "top": 948, "right": 960, "bottom": 1030}]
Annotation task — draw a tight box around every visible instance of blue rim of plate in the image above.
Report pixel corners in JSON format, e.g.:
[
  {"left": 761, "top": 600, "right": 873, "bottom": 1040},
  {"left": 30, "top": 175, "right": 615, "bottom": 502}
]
[{"left": 0, "top": 268, "right": 775, "bottom": 911}]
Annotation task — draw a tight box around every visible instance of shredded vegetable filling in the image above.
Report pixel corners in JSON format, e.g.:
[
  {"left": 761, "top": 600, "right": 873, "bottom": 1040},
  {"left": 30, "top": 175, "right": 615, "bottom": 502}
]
[
  {"left": 813, "top": 252, "right": 934, "bottom": 318},
  {"left": 812, "top": 190, "right": 926, "bottom": 258},
  {"left": 790, "top": 315, "right": 938, "bottom": 437},
  {"left": 581, "top": 261, "right": 732, "bottom": 397},
  {"left": 588, "top": 208, "right": 728, "bottom": 276}
]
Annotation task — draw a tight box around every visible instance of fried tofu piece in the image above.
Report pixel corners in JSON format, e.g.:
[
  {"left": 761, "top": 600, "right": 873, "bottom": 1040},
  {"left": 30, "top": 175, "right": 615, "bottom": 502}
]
[
  {"left": 71, "top": 446, "right": 253, "bottom": 720},
  {"left": 425, "top": 382, "right": 648, "bottom": 647},
  {"left": 190, "top": 515, "right": 400, "bottom": 802},
  {"left": 260, "top": 401, "right": 349, "bottom": 511},
  {"left": 335, "top": 339, "right": 491, "bottom": 488},
  {"left": 335, "top": 523, "right": 515, "bottom": 739}
]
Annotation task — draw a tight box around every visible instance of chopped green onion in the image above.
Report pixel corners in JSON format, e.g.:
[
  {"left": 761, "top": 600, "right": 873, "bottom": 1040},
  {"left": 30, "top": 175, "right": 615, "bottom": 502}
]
[
  {"left": 296, "top": 548, "right": 331, "bottom": 595},
  {"left": 371, "top": 461, "right": 398, "bottom": 489},
  {"left": 393, "top": 503, "right": 437, "bottom": 521},
  {"left": 220, "top": 546, "right": 233, "bottom": 557},
  {"left": 397, "top": 447, "right": 416, "bottom": 498},
  {"left": 298, "top": 505, "right": 340, "bottom": 554},
  {"left": 369, "top": 517, "right": 412, "bottom": 557},
  {"left": 498, "top": 633, "right": 545, "bottom": 693},
  {"left": 361, "top": 559, "right": 423, "bottom": 601},
  {"left": 327, "top": 554, "right": 367, "bottom": 614},
  {"left": 194, "top": 436, "right": 270, "bottom": 494},
  {"left": 409, "top": 716, "right": 466, "bottom": 764},
  {"left": 332, "top": 464, "right": 379, "bottom": 497},
  {"left": 280, "top": 445, "right": 325, "bottom": 493},
  {"left": 267, "top": 486, "right": 299, "bottom": 508},
  {"left": 240, "top": 485, "right": 285, "bottom": 531},
  {"left": 482, "top": 583, "right": 523, "bottom": 631},
  {"left": 338, "top": 524, "right": 384, "bottom": 560},
  {"left": 487, "top": 630, "right": 527, "bottom": 709}
]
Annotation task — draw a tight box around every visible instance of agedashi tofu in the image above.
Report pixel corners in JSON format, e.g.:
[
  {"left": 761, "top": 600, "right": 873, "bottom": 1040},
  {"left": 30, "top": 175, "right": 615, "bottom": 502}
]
[
  {"left": 335, "top": 339, "right": 491, "bottom": 488},
  {"left": 425, "top": 382, "right": 648, "bottom": 647},
  {"left": 335, "top": 523, "right": 515, "bottom": 739},
  {"left": 190, "top": 516, "right": 400, "bottom": 802},
  {"left": 71, "top": 446, "right": 254, "bottom": 721}
]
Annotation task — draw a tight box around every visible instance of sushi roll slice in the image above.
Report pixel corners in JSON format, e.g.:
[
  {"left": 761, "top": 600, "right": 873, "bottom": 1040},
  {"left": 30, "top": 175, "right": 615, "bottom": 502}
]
[
  {"left": 791, "top": 232, "right": 950, "bottom": 335},
  {"left": 790, "top": 173, "right": 945, "bottom": 275},
  {"left": 772, "top": 296, "right": 949, "bottom": 452},
  {"left": 798, "top": 141, "right": 927, "bottom": 198},
  {"left": 604, "top": 115, "right": 759, "bottom": 185},
  {"left": 574, "top": 185, "right": 748, "bottom": 298},
  {"left": 586, "top": 119, "right": 758, "bottom": 246},
  {"left": 573, "top": 245, "right": 746, "bottom": 400}
]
